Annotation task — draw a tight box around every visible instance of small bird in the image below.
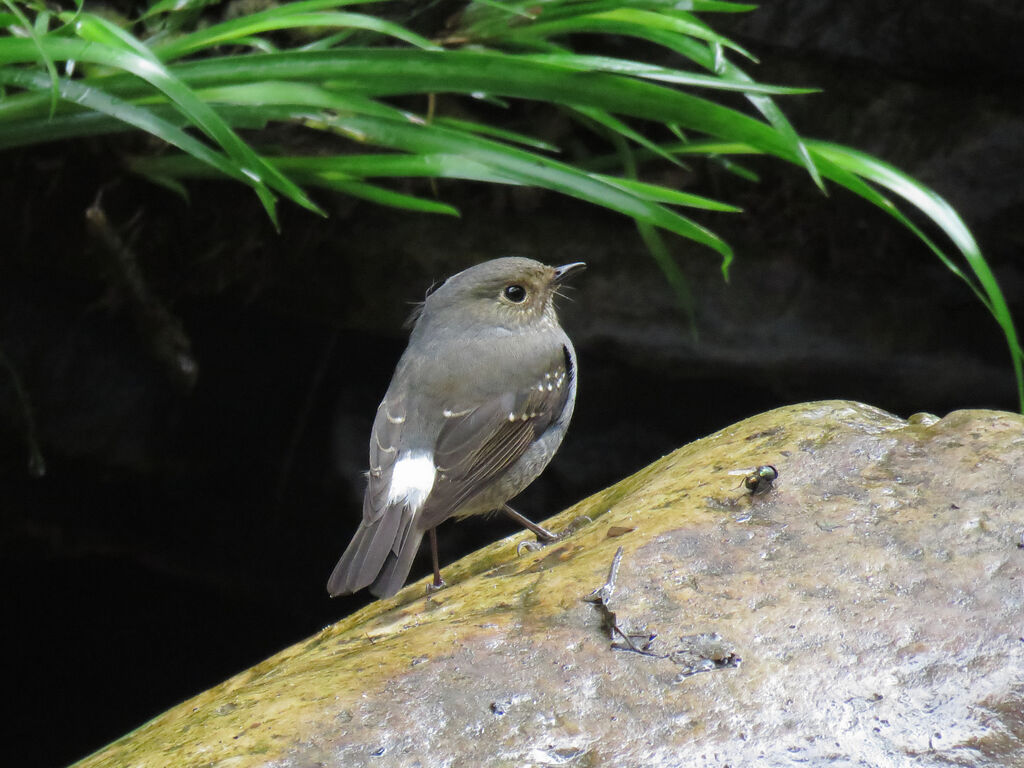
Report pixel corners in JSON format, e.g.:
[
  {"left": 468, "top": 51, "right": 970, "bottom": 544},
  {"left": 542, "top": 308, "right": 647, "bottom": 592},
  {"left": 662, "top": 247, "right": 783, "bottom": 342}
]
[{"left": 327, "top": 257, "right": 585, "bottom": 598}]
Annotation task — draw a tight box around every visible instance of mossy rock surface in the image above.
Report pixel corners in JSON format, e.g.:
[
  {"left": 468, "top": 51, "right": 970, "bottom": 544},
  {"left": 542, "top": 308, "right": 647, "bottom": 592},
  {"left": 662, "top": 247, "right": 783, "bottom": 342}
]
[{"left": 76, "top": 401, "right": 1024, "bottom": 767}]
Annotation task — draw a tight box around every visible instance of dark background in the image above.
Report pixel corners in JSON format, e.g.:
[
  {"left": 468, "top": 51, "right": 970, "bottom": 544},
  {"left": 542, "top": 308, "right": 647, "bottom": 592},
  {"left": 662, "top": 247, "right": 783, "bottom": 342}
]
[{"left": 3, "top": 2, "right": 1023, "bottom": 766}]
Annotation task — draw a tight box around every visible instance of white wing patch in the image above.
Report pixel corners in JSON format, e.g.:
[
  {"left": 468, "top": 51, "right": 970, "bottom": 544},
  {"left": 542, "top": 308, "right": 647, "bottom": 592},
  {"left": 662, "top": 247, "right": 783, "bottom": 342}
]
[{"left": 387, "top": 451, "right": 436, "bottom": 512}]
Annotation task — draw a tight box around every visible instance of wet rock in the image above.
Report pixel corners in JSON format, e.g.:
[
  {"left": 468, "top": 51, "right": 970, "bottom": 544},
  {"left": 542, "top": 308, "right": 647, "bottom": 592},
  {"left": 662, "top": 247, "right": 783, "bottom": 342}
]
[{"left": 74, "top": 401, "right": 1024, "bottom": 768}]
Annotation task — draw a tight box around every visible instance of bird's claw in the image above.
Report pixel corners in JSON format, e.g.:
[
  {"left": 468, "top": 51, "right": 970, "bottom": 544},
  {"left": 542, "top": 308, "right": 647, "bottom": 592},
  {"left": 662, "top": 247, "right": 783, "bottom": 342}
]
[
  {"left": 426, "top": 578, "right": 447, "bottom": 595},
  {"left": 517, "top": 539, "right": 546, "bottom": 556}
]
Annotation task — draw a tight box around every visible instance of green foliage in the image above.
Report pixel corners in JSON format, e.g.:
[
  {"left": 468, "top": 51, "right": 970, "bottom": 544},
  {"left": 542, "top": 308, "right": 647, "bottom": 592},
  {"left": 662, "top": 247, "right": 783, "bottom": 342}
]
[{"left": 0, "top": 0, "right": 1020, "bottom": 408}]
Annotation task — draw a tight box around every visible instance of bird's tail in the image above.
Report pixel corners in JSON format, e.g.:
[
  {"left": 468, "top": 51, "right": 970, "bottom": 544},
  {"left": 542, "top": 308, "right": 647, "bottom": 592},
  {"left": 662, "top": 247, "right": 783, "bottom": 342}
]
[
  {"left": 368, "top": 526, "right": 426, "bottom": 597},
  {"left": 326, "top": 503, "right": 423, "bottom": 598}
]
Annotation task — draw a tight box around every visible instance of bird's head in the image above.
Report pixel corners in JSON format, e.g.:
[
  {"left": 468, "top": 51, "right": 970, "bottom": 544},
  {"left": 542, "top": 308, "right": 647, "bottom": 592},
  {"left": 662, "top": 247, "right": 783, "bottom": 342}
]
[{"left": 411, "top": 257, "right": 585, "bottom": 336}]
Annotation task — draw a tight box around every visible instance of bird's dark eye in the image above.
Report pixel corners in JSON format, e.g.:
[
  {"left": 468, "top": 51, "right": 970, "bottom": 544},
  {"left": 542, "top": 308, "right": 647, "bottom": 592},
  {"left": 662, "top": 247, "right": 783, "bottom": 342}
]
[{"left": 503, "top": 284, "right": 527, "bottom": 303}]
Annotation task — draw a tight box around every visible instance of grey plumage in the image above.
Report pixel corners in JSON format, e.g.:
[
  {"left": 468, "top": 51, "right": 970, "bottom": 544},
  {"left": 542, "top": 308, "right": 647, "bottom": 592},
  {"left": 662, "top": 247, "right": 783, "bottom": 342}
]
[{"left": 327, "top": 257, "right": 583, "bottom": 598}]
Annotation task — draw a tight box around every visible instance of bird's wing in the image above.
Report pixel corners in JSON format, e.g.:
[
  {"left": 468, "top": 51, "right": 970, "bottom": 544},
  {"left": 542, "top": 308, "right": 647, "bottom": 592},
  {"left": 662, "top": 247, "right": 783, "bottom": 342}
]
[
  {"left": 421, "top": 343, "right": 574, "bottom": 526},
  {"left": 326, "top": 390, "right": 413, "bottom": 597},
  {"left": 363, "top": 391, "right": 407, "bottom": 523}
]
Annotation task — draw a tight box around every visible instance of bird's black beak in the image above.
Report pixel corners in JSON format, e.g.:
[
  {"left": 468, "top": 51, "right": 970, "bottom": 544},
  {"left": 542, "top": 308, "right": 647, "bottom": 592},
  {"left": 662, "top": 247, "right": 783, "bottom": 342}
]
[{"left": 552, "top": 262, "right": 586, "bottom": 284}]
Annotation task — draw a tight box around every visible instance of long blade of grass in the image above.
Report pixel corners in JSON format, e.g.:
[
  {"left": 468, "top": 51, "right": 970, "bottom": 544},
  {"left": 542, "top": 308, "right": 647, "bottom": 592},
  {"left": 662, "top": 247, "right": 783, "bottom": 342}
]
[
  {"left": 144, "top": 0, "right": 379, "bottom": 19},
  {"left": 604, "top": 114, "right": 700, "bottom": 316},
  {"left": 0, "top": 68, "right": 254, "bottom": 186},
  {"left": 593, "top": 174, "right": 740, "bottom": 211},
  {"left": 133, "top": 149, "right": 744, "bottom": 218},
  {"left": 486, "top": 8, "right": 756, "bottom": 60},
  {"left": 460, "top": 0, "right": 757, "bottom": 29},
  {"left": 2, "top": 0, "right": 59, "bottom": 116},
  {"left": 1, "top": 47, "right": 807, "bottom": 169},
  {"left": 466, "top": 15, "right": 822, "bottom": 189},
  {"left": 152, "top": 10, "right": 441, "bottom": 60},
  {"left": 669, "top": 139, "right": 994, "bottom": 302},
  {"left": 134, "top": 96, "right": 733, "bottom": 258},
  {"left": 638, "top": 216, "right": 698, "bottom": 321},
  {"left": 133, "top": 152, "right": 525, "bottom": 185},
  {"left": 69, "top": 15, "right": 327, "bottom": 218},
  {"left": 310, "top": 109, "right": 735, "bottom": 260},
  {"left": 286, "top": 153, "right": 523, "bottom": 183},
  {"left": 0, "top": 100, "right": 300, "bottom": 147},
  {"left": 190, "top": 80, "right": 425, "bottom": 122},
  {"left": 652, "top": 137, "right": 1023, "bottom": 408},
  {"left": 118, "top": 50, "right": 804, "bottom": 162},
  {"left": 569, "top": 104, "right": 687, "bottom": 168},
  {"left": 315, "top": 179, "right": 460, "bottom": 215},
  {"left": 662, "top": 35, "right": 824, "bottom": 191},
  {"left": 519, "top": 52, "right": 817, "bottom": 94},
  {"left": 143, "top": 0, "right": 217, "bottom": 19},
  {"left": 468, "top": 0, "right": 540, "bottom": 20},
  {"left": 676, "top": 1, "right": 757, "bottom": 10},
  {"left": 430, "top": 116, "right": 560, "bottom": 152},
  {"left": 809, "top": 141, "right": 1023, "bottom": 410},
  {"left": 1, "top": 23, "right": 325, "bottom": 221}
]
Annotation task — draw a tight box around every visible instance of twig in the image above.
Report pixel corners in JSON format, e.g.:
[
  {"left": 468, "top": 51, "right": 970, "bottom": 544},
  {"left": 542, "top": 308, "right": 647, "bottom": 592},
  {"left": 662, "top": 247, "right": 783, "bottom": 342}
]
[{"left": 85, "top": 191, "right": 198, "bottom": 391}]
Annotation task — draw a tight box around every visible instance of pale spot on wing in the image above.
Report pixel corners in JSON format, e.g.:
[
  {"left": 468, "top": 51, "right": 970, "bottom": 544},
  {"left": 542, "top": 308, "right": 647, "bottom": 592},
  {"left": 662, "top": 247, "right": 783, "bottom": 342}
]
[
  {"left": 375, "top": 434, "right": 397, "bottom": 454},
  {"left": 387, "top": 451, "right": 436, "bottom": 512}
]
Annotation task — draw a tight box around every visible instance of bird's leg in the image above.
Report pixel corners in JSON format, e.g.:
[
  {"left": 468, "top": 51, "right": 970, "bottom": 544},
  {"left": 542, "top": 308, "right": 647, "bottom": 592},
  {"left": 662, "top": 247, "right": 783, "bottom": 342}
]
[
  {"left": 505, "top": 504, "right": 594, "bottom": 555},
  {"left": 502, "top": 503, "right": 559, "bottom": 542},
  {"left": 426, "top": 527, "right": 446, "bottom": 593}
]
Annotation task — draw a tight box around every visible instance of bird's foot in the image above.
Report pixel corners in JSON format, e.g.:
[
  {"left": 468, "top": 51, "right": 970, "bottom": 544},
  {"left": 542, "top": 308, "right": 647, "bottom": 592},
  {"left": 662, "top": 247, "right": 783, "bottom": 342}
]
[
  {"left": 426, "top": 577, "right": 447, "bottom": 595},
  {"left": 516, "top": 539, "right": 545, "bottom": 555},
  {"left": 515, "top": 515, "right": 593, "bottom": 556}
]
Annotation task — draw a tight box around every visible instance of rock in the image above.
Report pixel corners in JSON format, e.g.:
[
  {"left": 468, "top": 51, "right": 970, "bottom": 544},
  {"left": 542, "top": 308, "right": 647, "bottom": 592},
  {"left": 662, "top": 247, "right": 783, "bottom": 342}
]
[{"left": 74, "top": 401, "right": 1024, "bottom": 768}]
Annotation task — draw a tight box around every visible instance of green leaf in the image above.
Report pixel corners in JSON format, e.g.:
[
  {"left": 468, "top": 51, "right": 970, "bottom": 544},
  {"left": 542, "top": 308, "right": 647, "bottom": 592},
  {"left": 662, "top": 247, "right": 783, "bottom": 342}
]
[
  {"left": 605, "top": 116, "right": 701, "bottom": 316},
  {"left": 592, "top": 174, "right": 740, "bottom": 212},
  {"left": 135, "top": 102, "right": 734, "bottom": 261},
  {"left": 0, "top": 67, "right": 248, "bottom": 186},
  {"left": 134, "top": 50, "right": 803, "bottom": 162},
  {"left": 468, "top": 17, "right": 824, "bottom": 190},
  {"left": 152, "top": 10, "right": 441, "bottom": 60},
  {"left": 675, "top": 1, "right": 758, "bottom": 11},
  {"left": 467, "top": 0, "right": 540, "bottom": 20},
  {"left": 569, "top": 104, "right": 687, "bottom": 168},
  {"left": 316, "top": 179, "right": 461, "bottom": 215},
  {"left": 520, "top": 53, "right": 818, "bottom": 94},
  {"left": 135, "top": 151, "right": 524, "bottom": 185},
  {"left": 431, "top": 116, "right": 560, "bottom": 152},
  {"left": 667, "top": 36, "right": 825, "bottom": 191},
  {"left": 638, "top": 217, "right": 698, "bottom": 324},
  {"left": 142, "top": 0, "right": 218, "bottom": 20},
  {"left": 314, "top": 110, "right": 736, "bottom": 261},
  {"left": 191, "top": 80, "right": 421, "bottom": 122},
  {"left": 2, "top": 0, "right": 59, "bottom": 117},
  {"left": 809, "top": 141, "right": 1023, "bottom": 410},
  {"left": 492, "top": 8, "right": 756, "bottom": 61},
  {"left": 0, "top": 25, "right": 325, "bottom": 222}
]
